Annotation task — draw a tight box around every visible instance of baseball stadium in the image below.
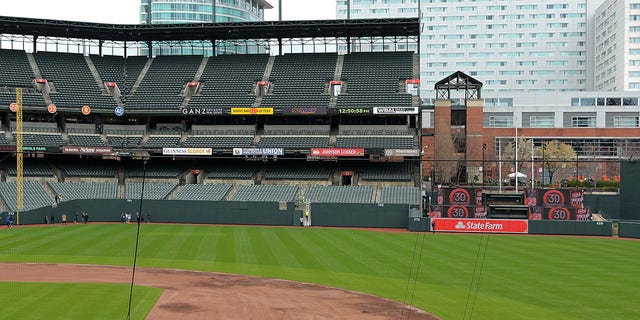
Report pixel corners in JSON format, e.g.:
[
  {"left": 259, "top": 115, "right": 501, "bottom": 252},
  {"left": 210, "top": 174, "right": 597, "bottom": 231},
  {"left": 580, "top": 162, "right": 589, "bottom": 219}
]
[{"left": 0, "top": 10, "right": 639, "bottom": 320}]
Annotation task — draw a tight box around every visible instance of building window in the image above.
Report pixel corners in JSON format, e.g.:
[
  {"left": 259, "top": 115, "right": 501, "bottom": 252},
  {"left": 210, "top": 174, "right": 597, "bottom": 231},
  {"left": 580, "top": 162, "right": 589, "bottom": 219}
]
[
  {"left": 529, "top": 116, "right": 554, "bottom": 128},
  {"left": 614, "top": 116, "right": 639, "bottom": 128},
  {"left": 571, "top": 116, "right": 596, "bottom": 127},
  {"left": 488, "top": 116, "right": 513, "bottom": 127}
]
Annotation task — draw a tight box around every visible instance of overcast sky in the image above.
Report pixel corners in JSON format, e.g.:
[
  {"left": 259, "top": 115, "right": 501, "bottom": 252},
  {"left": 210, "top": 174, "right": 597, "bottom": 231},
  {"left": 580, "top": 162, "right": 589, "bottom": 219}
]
[{"left": 0, "top": 0, "right": 336, "bottom": 24}]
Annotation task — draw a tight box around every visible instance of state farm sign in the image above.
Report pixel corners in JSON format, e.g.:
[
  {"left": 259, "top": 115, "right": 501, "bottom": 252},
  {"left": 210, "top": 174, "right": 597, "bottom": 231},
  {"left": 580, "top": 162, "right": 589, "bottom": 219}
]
[{"left": 433, "top": 218, "right": 528, "bottom": 234}]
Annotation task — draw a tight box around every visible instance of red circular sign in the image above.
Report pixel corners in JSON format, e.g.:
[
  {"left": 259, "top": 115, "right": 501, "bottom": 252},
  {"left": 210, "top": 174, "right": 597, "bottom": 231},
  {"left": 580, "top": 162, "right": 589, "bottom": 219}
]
[
  {"left": 548, "top": 207, "right": 570, "bottom": 220},
  {"left": 543, "top": 190, "right": 565, "bottom": 206},
  {"left": 447, "top": 205, "right": 469, "bottom": 218},
  {"left": 449, "top": 188, "right": 471, "bottom": 205},
  {"left": 9, "top": 103, "right": 17, "bottom": 112},
  {"left": 47, "top": 103, "right": 57, "bottom": 114},
  {"left": 81, "top": 105, "right": 91, "bottom": 115}
]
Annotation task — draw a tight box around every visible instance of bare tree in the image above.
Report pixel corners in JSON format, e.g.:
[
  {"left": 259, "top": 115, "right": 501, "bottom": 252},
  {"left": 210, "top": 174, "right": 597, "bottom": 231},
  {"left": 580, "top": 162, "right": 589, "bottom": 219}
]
[
  {"left": 501, "top": 138, "right": 533, "bottom": 173},
  {"left": 535, "top": 140, "right": 576, "bottom": 184}
]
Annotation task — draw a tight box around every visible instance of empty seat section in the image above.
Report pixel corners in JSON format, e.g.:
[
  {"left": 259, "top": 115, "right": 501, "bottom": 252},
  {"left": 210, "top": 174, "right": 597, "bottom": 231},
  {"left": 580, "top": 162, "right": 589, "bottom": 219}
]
[
  {"left": 68, "top": 134, "right": 106, "bottom": 146},
  {"left": 304, "top": 185, "right": 373, "bottom": 203},
  {"left": 62, "top": 161, "right": 117, "bottom": 177},
  {"left": 188, "top": 55, "right": 268, "bottom": 108},
  {"left": 4, "top": 159, "right": 54, "bottom": 176},
  {"left": 380, "top": 186, "right": 421, "bottom": 204},
  {"left": 12, "top": 133, "right": 65, "bottom": 146},
  {"left": 107, "top": 135, "right": 142, "bottom": 148},
  {"left": 125, "top": 55, "right": 201, "bottom": 110},
  {"left": 261, "top": 53, "right": 336, "bottom": 108},
  {"left": 90, "top": 55, "right": 147, "bottom": 96},
  {"left": 355, "top": 162, "right": 413, "bottom": 181},
  {"left": 144, "top": 135, "right": 181, "bottom": 148},
  {"left": 125, "top": 182, "right": 176, "bottom": 200},
  {"left": 231, "top": 185, "right": 299, "bottom": 202},
  {"left": 48, "top": 182, "right": 118, "bottom": 200},
  {"left": 127, "top": 161, "right": 184, "bottom": 178},
  {"left": 182, "top": 136, "right": 253, "bottom": 148},
  {"left": 264, "top": 161, "right": 334, "bottom": 180},
  {"left": 172, "top": 184, "right": 233, "bottom": 201},
  {"left": 0, "top": 181, "right": 52, "bottom": 211},
  {"left": 201, "top": 161, "right": 261, "bottom": 179},
  {"left": 336, "top": 52, "right": 413, "bottom": 109},
  {"left": 0, "top": 49, "right": 36, "bottom": 87},
  {"left": 34, "top": 52, "right": 117, "bottom": 109},
  {"left": 336, "top": 136, "right": 416, "bottom": 149}
]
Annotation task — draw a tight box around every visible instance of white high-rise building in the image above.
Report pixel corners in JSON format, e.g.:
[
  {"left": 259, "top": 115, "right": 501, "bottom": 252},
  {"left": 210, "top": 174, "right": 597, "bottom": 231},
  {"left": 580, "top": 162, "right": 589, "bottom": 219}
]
[
  {"left": 594, "top": 0, "right": 640, "bottom": 91},
  {"left": 336, "top": 0, "right": 617, "bottom": 99}
]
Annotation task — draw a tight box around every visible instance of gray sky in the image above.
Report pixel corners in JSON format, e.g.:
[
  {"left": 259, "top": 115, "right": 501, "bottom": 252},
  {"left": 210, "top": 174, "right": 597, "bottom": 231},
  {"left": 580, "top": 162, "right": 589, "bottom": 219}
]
[{"left": 0, "top": 0, "right": 336, "bottom": 24}]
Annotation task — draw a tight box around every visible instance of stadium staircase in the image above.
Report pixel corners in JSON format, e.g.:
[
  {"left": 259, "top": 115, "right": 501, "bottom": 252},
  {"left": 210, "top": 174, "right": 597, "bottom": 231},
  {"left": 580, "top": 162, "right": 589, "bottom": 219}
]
[
  {"left": 129, "top": 58, "right": 153, "bottom": 95},
  {"left": 26, "top": 52, "right": 53, "bottom": 104},
  {"left": 223, "top": 185, "right": 239, "bottom": 201},
  {"left": 181, "top": 57, "right": 209, "bottom": 107}
]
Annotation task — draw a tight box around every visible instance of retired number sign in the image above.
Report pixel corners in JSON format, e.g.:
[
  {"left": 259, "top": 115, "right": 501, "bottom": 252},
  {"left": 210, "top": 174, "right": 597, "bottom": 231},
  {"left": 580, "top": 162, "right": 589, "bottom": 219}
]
[
  {"left": 548, "top": 207, "right": 570, "bottom": 220},
  {"left": 447, "top": 205, "right": 469, "bottom": 218},
  {"left": 449, "top": 188, "right": 471, "bottom": 205},
  {"left": 543, "top": 190, "right": 565, "bottom": 207}
]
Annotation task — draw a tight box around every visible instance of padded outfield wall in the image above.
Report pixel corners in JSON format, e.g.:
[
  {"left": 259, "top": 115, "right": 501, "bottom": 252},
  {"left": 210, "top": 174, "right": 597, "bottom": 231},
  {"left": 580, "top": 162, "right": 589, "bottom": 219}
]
[{"left": 13, "top": 199, "right": 410, "bottom": 229}]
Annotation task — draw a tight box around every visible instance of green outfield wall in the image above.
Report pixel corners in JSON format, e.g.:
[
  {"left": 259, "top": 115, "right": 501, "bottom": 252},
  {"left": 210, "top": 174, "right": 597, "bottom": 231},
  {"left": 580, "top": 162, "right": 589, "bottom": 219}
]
[
  {"left": 528, "top": 220, "right": 613, "bottom": 236},
  {"left": 14, "top": 200, "right": 409, "bottom": 228},
  {"left": 618, "top": 221, "right": 640, "bottom": 239}
]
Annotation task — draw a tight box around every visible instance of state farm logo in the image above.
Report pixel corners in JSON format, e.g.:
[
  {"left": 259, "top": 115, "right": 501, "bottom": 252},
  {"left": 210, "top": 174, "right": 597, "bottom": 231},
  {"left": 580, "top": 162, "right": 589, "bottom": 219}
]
[{"left": 455, "top": 221, "right": 466, "bottom": 229}]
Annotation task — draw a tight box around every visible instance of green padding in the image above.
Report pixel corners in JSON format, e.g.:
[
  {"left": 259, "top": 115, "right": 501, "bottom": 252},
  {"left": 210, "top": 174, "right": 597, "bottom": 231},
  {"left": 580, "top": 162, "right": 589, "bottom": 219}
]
[
  {"left": 584, "top": 193, "right": 620, "bottom": 220},
  {"left": 15, "top": 200, "right": 409, "bottom": 228},
  {"left": 619, "top": 222, "right": 640, "bottom": 239},
  {"left": 528, "top": 220, "right": 612, "bottom": 236}
]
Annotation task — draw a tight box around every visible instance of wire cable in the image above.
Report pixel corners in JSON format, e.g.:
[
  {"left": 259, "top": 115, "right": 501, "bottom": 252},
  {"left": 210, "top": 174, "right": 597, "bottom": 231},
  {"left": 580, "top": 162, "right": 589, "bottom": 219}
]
[{"left": 126, "top": 159, "right": 147, "bottom": 320}]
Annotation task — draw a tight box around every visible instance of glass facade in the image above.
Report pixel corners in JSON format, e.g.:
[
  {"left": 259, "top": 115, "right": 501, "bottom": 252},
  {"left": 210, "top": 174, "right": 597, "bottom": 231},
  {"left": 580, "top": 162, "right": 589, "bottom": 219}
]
[{"left": 140, "top": 0, "right": 272, "bottom": 56}]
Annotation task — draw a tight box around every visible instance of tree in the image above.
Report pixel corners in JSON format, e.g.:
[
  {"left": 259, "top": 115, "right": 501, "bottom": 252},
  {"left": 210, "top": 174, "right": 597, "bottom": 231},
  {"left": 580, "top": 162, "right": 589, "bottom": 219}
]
[
  {"left": 501, "top": 138, "right": 533, "bottom": 173},
  {"left": 535, "top": 140, "right": 576, "bottom": 184}
]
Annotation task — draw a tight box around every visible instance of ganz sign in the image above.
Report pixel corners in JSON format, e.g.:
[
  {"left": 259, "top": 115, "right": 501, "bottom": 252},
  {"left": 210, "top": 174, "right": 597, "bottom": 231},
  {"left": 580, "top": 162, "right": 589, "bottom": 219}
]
[
  {"left": 181, "top": 108, "right": 224, "bottom": 115},
  {"left": 433, "top": 218, "right": 529, "bottom": 233}
]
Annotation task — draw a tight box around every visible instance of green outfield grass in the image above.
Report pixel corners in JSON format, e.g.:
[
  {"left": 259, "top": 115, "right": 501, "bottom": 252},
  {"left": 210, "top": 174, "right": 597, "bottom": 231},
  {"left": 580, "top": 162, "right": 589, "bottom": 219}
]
[
  {"left": 1, "top": 224, "right": 638, "bottom": 319},
  {"left": 0, "top": 282, "right": 161, "bottom": 320}
]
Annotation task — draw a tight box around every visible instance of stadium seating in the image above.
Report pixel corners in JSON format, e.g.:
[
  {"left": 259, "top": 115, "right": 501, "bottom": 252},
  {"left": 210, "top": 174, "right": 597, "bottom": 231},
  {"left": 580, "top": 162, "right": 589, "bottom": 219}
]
[
  {"left": 124, "top": 55, "right": 201, "bottom": 110},
  {"left": 34, "top": 51, "right": 117, "bottom": 109},
  {"left": 144, "top": 135, "right": 181, "bottom": 148},
  {"left": 303, "top": 185, "right": 373, "bottom": 203},
  {"left": 0, "top": 181, "right": 52, "bottom": 211},
  {"left": 263, "top": 161, "right": 334, "bottom": 180},
  {"left": 4, "top": 159, "right": 55, "bottom": 177},
  {"left": 201, "top": 161, "right": 261, "bottom": 179},
  {"left": 107, "top": 135, "right": 143, "bottom": 148},
  {"left": 261, "top": 53, "right": 336, "bottom": 108},
  {"left": 48, "top": 181, "right": 118, "bottom": 200},
  {"left": 0, "top": 49, "right": 36, "bottom": 87},
  {"left": 12, "top": 133, "right": 65, "bottom": 147},
  {"left": 336, "top": 136, "right": 417, "bottom": 149},
  {"left": 172, "top": 184, "right": 233, "bottom": 201},
  {"left": 182, "top": 136, "right": 253, "bottom": 148},
  {"left": 231, "top": 185, "right": 299, "bottom": 202},
  {"left": 336, "top": 52, "right": 413, "bottom": 108},
  {"left": 68, "top": 134, "right": 107, "bottom": 146},
  {"left": 357, "top": 162, "right": 413, "bottom": 181},
  {"left": 0, "top": 132, "right": 8, "bottom": 145},
  {"left": 259, "top": 124, "right": 330, "bottom": 149},
  {"left": 127, "top": 161, "right": 185, "bottom": 178},
  {"left": 62, "top": 161, "right": 118, "bottom": 177},
  {"left": 91, "top": 55, "right": 148, "bottom": 96},
  {"left": 379, "top": 186, "right": 420, "bottom": 204},
  {"left": 188, "top": 55, "right": 269, "bottom": 108},
  {"left": 125, "top": 182, "right": 176, "bottom": 200}
]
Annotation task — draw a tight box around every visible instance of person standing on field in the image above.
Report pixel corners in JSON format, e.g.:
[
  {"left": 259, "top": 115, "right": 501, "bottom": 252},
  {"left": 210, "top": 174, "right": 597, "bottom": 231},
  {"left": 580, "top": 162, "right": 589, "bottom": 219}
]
[{"left": 61, "top": 213, "right": 67, "bottom": 225}]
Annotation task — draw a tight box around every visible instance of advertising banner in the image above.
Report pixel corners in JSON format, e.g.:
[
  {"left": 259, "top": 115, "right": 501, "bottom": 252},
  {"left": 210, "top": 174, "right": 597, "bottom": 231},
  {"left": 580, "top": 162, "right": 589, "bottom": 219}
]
[
  {"left": 373, "top": 107, "right": 419, "bottom": 115},
  {"left": 310, "top": 148, "right": 365, "bottom": 157},
  {"left": 281, "top": 107, "right": 328, "bottom": 115},
  {"left": 232, "top": 148, "right": 284, "bottom": 156},
  {"left": 231, "top": 107, "right": 274, "bottom": 115},
  {"left": 62, "top": 146, "right": 113, "bottom": 155},
  {"left": 162, "top": 148, "right": 212, "bottom": 156},
  {"left": 384, "top": 149, "right": 420, "bottom": 157},
  {"left": 433, "top": 218, "right": 529, "bottom": 233},
  {"left": 181, "top": 107, "right": 224, "bottom": 115},
  {"left": 334, "top": 108, "right": 372, "bottom": 115}
]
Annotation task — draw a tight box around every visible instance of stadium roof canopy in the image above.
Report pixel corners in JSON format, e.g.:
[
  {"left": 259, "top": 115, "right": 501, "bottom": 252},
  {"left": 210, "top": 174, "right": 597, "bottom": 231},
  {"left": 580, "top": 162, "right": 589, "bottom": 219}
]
[{"left": 0, "top": 16, "right": 419, "bottom": 42}]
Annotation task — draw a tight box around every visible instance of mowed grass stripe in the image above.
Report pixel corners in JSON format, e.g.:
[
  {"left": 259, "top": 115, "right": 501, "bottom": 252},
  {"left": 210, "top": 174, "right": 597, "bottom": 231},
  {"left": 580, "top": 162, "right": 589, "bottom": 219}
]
[
  {"left": 0, "top": 282, "right": 160, "bottom": 320},
  {"left": 1, "top": 225, "right": 639, "bottom": 320}
]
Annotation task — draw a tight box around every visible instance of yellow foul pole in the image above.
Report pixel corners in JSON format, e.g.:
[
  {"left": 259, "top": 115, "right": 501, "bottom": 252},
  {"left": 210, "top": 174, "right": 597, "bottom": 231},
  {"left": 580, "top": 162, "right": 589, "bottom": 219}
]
[{"left": 16, "top": 88, "right": 24, "bottom": 224}]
